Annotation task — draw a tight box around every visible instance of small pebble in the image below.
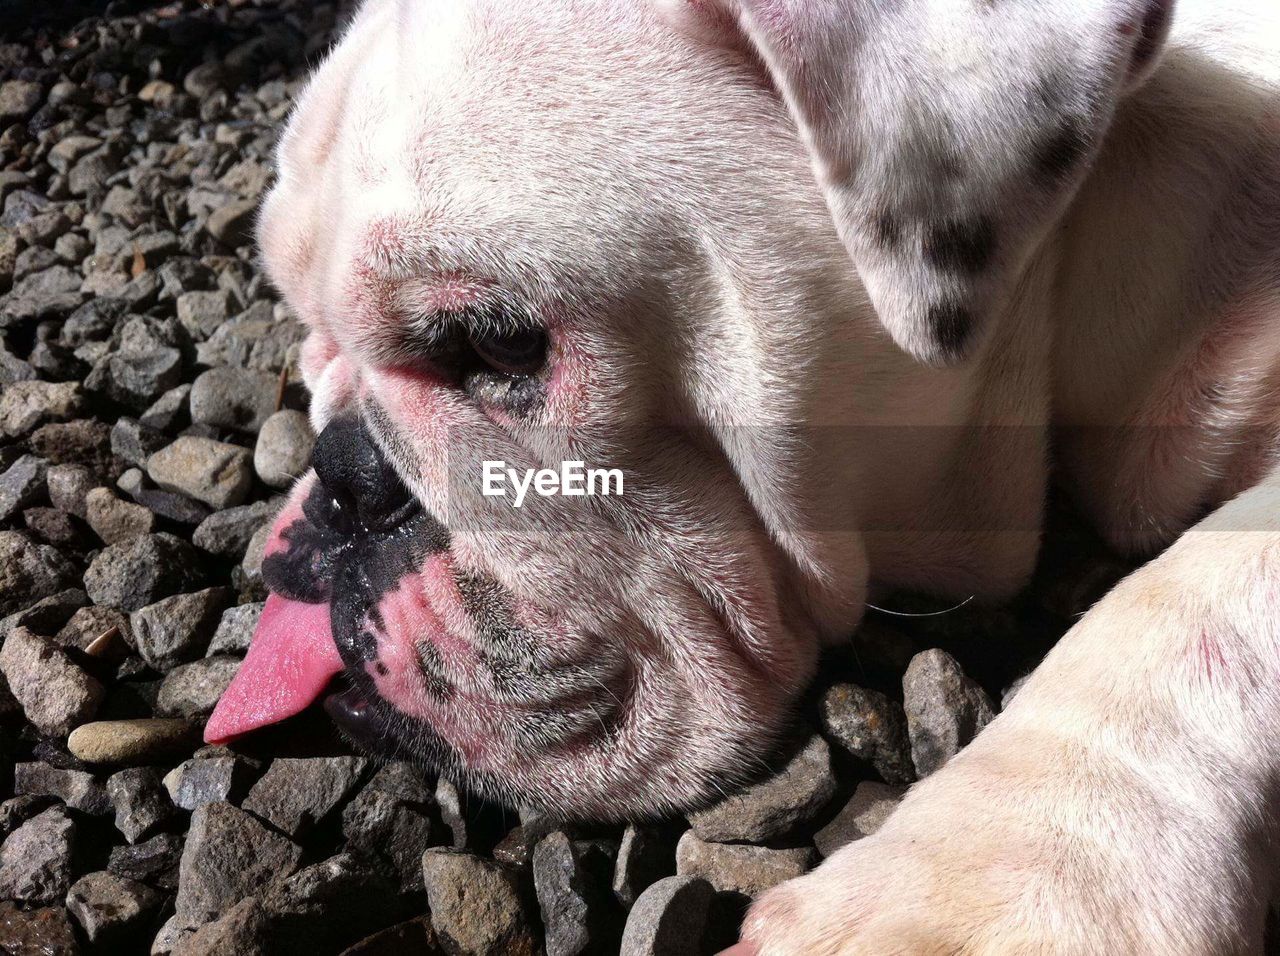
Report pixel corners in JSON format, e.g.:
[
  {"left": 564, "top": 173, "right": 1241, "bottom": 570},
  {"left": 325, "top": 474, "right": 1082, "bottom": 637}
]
[
  {"left": 813, "top": 782, "right": 905, "bottom": 857},
  {"left": 421, "top": 849, "right": 537, "bottom": 956},
  {"left": 66, "top": 870, "right": 164, "bottom": 943},
  {"left": 147, "top": 436, "right": 254, "bottom": 510},
  {"left": 254, "top": 409, "right": 314, "bottom": 488},
  {"left": 0, "top": 628, "right": 104, "bottom": 737},
  {"left": 902, "top": 648, "right": 996, "bottom": 777},
  {"left": 675, "top": 832, "right": 815, "bottom": 898},
  {"left": 619, "top": 875, "right": 713, "bottom": 956}
]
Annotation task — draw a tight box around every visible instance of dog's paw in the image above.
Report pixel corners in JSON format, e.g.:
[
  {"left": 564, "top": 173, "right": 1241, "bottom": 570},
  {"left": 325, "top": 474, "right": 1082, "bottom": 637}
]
[{"left": 733, "top": 716, "right": 1257, "bottom": 956}]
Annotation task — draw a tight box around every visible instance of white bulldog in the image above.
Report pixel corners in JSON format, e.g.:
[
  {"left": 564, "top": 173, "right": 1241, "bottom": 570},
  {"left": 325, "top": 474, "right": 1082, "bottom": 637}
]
[{"left": 205, "top": 0, "right": 1280, "bottom": 951}]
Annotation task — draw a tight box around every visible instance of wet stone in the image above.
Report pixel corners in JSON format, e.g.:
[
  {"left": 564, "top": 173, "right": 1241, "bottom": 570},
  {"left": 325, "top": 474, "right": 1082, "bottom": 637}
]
[
  {"left": 421, "top": 849, "right": 537, "bottom": 956},
  {"left": 903, "top": 648, "right": 996, "bottom": 778},
  {"left": 0, "top": 629, "right": 104, "bottom": 737},
  {"left": 619, "top": 875, "right": 713, "bottom": 956},
  {"left": 688, "top": 734, "right": 836, "bottom": 843},
  {"left": 66, "top": 870, "right": 164, "bottom": 944},
  {"left": 242, "top": 757, "right": 368, "bottom": 838},
  {"left": 0, "top": 806, "right": 77, "bottom": 903},
  {"left": 675, "top": 832, "right": 815, "bottom": 898},
  {"left": 820, "top": 683, "right": 916, "bottom": 785},
  {"left": 813, "top": 781, "right": 905, "bottom": 857}
]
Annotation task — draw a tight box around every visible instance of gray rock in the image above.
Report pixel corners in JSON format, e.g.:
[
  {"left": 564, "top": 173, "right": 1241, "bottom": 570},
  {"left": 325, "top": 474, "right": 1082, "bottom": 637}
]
[
  {"left": 421, "top": 849, "right": 537, "bottom": 956},
  {"left": 176, "top": 290, "right": 233, "bottom": 340},
  {"left": 55, "top": 605, "right": 130, "bottom": 653},
  {"left": 0, "top": 348, "right": 36, "bottom": 386},
  {"left": 0, "top": 381, "right": 83, "bottom": 436},
  {"left": 85, "top": 487, "right": 155, "bottom": 544},
  {"left": 903, "top": 648, "right": 996, "bottom": 777},
  {"left": 0, "top": 806, "right": 76, "bottom": 903},
  {"left": 46, "top": 463, "right": 95, "bottom": 518},
  {"left": 106, "top": 768, "right": 175, "bottom": 844},
  {"left": 14, "top": 763, "right": 109, "bottom": 815},
  {"left": 61, "top": 298, "right": 125, "bottom": 346},
  {"left": 175, "top": 802, "right": 302, "bottom": 930},
  {"left": 164, "top": 756, "right": 258, "bottom": 812},
  {"left": 197, "top": 308, "right": 305, "bottom": 371},
  {"left": 141, "top": 384, "right": 192, "bottom": 433},
  {"left": 674, "top": 832, "right": 815, "bottom": 898},
  {"left": 66, "top": 870, "right": 164, "bottom": 944},
  {"left": 147, "top": 436, "right": 253, "bottom": 510},
  {"left": 84, "top": 534, "right": 205, "bottom": 612},
  {"left": 688, "top": 734, "right": 836, "bottom": 843},
  {"left": 242, "top": 757, "right": 368, "bottom": 837},
  {"left": 435, "top": 777, "right": 469, "bottom": 849},
  {"left": 0, "top": 588, "right": 88, "bottom": 642},
  {"left": 108, "top": 832, "right": 183, "bottom": 891},
  {"left": 205, "top": 199, "right": 257, "bottom": 247},
  {"left": 131, "top": 588, "right": 233, "bottom": 671},
  {"left": 533, "top": 832, "right": 621, "bottom": 956},
  {"left": 0, "top": 265, "right": 87, "bottom": 321},
  {"left": 48, "top": 135, "right": 101, "bottom": 175},
  {"left": 207, "top": 601, "right": 263, "bottom": 655},
  {"left": 619, "top": 876, "right": 713, "bottom": 956},
  {"left": 0, "top": 454, "right": 48, "bottom": 522},
  {"left": 68, "top": 719, "right": 202, "bottom": 766},
  {"left": 820, "top": 683, "right": 916, "bottom": 785},
  {"left": 0, "top": 629, "right": 104, "bottom": 737},
  {"left": 0, "top": 79, "right": 42, "bottom": 123},
  {"left": 132, "top": 488, "right": 212, "bottom": 526},
  {"left": 190, "top": 367, "right": 278, "bottom": 435},
  {"left": 172, "top": 897, "right": 268, "bottom": 956},
  {"left": 85, "top": 316, "right": 185, "bottom": 412},
  {"left": 111, "top": 418, "right": 170, "bottom": 468},
  {"left": 0, "top": 796, "right": 50, "bottom": 841},
  {"left": 341, "top": 784, "right": 433, "bottom": 894},
  {"left": 0, "top": 532, "right": 77, "bottom": 617},
  {"left": 813, "top": 782, "right": 905, "bottom": 857},
  {"left": 183, "top": 62, "right": 227, "bottom": 99},
  {"left": 192, "top": 500, "right": 277, "bottom": 558},
  {"left": 613, "top": 824, "right": 676, "bottom": 910},
  {"left": 156, "top": 655, "right": 241, "bottom": 718},
  {"left": 260, "top": 852, "right": 405, "bottom": 952},
  {"left": 254, "top": 409, "right": 313, "bottom": 488}
]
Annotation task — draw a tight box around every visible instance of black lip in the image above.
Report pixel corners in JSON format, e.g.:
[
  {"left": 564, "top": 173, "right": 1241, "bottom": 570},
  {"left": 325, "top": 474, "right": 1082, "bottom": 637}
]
[{"left": 323, "top": 677, "right": 404, "bottom": 758}]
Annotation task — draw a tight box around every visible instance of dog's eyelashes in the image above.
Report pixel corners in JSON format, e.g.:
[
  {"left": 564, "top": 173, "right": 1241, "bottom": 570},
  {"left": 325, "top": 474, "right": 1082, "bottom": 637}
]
[{"left": 468, "top": 325, "right": 548, "bottom": 377}]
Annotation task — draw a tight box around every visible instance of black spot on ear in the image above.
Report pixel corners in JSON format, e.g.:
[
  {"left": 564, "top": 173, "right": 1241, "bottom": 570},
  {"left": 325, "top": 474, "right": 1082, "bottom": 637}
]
[
  {"left": 873, "top": 211, "right": 901, "bottom": 250},
  {"left": 924, "top": 218, "right": 996, "bottom": 275},
  {"left": 927, "top": 302, "right": 975, "bottom": 359},
  {"left": 1036, "top": 120, "right": 1090, "bottom": 181}
]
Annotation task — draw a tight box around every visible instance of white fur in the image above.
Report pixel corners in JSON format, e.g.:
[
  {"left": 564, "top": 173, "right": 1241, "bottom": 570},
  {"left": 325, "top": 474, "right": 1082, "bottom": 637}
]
[{"left": 257, "top": 0, "right": 1280, "bottom": 947}]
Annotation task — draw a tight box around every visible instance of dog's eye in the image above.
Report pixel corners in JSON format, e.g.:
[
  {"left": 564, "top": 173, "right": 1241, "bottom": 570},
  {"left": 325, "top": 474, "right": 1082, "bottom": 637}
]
[{"left": 468, "top": 326, "right": 548, "bottom": 377}]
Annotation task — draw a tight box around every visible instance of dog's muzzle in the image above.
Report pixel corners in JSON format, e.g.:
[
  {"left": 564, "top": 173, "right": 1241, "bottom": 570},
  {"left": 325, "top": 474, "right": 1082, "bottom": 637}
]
[{"left": 204, "top": 416, "right": 443, "bottom": 747}]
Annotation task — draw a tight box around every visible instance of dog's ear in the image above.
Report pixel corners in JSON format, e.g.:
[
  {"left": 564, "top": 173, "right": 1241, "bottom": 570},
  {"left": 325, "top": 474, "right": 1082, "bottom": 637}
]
[{"left": 660, "top": 0, "right": 1174, "bottom": 365}]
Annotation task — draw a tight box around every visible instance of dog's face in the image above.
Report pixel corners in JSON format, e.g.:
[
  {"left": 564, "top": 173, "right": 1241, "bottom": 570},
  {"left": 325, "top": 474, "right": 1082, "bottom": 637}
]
[{"left": 206, "top": 0, "right": 1172, "bottom": 817}]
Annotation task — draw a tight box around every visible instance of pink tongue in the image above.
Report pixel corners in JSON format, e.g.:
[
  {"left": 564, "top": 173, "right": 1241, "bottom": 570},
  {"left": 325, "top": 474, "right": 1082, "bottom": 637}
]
[{"left": 204, "top": 593, "right": 345, "bottom": 744}]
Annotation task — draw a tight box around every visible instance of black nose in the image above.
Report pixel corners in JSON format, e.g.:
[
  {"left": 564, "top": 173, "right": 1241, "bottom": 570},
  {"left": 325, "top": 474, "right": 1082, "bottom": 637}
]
[{"left": 307, "top": 417, "right": 416, "bottom": 534}]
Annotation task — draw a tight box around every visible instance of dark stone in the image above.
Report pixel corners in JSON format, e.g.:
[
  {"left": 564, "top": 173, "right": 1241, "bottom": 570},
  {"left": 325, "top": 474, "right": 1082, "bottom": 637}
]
[
  {"left": 820, "top": 683, "right": 916, "bottom": 785},
  {"left": 619, "top": 875, "right": 713, "bottom": 956},
  {"left": 84, "top": 533, "right": 206, "bottom": 613}
]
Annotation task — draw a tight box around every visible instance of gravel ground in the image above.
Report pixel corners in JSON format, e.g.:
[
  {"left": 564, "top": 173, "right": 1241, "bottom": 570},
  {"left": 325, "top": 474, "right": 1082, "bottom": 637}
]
[{"left": 0, "top": 2, "right": 1140, "bottom": 953}]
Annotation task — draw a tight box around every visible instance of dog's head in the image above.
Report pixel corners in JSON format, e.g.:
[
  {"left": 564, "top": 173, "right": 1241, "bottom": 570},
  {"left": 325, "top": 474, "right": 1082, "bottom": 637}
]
[{"left": 206, "top": 0, "right": 1172, "bottom": 818}]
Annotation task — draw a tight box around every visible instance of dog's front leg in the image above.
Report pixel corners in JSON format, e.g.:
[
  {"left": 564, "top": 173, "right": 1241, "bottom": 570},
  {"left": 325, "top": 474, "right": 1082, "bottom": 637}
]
[{"left": 737, "top": 471, "right": 1280, "bottom": 955}]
